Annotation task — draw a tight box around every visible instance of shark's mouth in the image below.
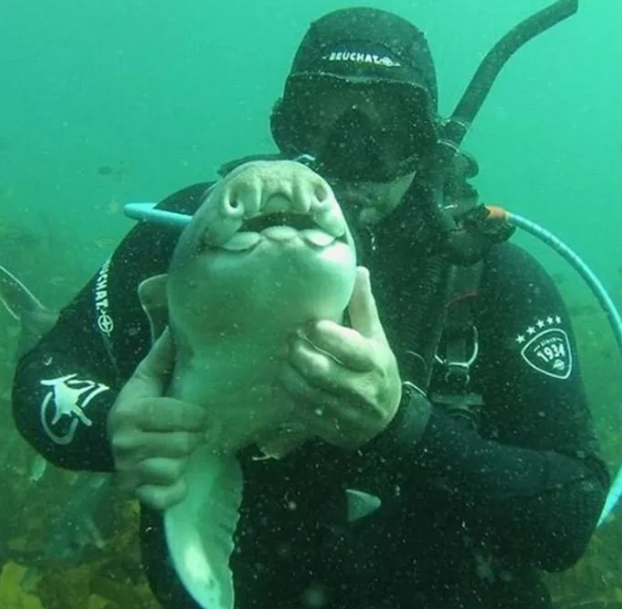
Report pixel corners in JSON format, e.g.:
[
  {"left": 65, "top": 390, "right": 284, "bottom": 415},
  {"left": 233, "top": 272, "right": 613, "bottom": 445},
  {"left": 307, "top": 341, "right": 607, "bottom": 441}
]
[
  {"left": 210, "top": 210, "right": 348, "bottom": 253},
  {"left": 242, "top": 212, "right": 316, "bottom": 233}
]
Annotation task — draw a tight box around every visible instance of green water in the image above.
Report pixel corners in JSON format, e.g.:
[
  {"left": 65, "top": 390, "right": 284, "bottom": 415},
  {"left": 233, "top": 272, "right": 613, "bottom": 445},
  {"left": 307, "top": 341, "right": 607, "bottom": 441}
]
[
  {"left": 1, "top": 0, "right": 621, "bottom": 297},
  {"left": 1, "top": 1, "right": 622, "bottom": 607}
]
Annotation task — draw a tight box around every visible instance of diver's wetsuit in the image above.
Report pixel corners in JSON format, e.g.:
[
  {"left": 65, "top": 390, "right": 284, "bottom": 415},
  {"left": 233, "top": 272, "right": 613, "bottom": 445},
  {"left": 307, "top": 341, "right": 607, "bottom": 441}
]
[{"left": 12, "top": 182, "right": 609, "bottom": 609}]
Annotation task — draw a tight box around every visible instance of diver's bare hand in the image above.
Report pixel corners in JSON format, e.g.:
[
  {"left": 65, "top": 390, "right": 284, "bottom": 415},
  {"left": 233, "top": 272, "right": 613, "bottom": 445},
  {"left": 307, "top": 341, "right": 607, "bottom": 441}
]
[
  {"left": 106, "top": 328, "right": 208, "bottom": 510},
  {"left": 278, "top": 267, "right": 402, "bottom": 449}
]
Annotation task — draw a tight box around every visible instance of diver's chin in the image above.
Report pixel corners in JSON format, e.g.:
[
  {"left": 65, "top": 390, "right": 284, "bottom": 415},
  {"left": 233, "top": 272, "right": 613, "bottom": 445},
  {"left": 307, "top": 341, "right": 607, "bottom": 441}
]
[{"left": 331, "top": 170, "right": 417, "bottom": 226}]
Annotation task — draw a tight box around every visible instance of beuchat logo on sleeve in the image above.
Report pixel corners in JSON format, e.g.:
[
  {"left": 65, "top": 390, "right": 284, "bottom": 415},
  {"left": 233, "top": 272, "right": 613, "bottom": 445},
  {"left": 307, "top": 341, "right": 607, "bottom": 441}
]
[
  {"left": 94, "top": 258, "right": 114, "bottom": 336},
  {"left": 515, "top": 315, "right": 573, "bottom": 380}
]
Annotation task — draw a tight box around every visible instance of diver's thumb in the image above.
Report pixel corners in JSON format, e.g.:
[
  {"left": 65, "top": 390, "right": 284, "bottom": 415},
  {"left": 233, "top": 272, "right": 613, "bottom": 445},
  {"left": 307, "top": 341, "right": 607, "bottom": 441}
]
[
  {"left": 348, "top": 267, "right": 384, "bottom": 340},
  {"left": 133, "top": 326, "right": 175, "bottom": 393}
]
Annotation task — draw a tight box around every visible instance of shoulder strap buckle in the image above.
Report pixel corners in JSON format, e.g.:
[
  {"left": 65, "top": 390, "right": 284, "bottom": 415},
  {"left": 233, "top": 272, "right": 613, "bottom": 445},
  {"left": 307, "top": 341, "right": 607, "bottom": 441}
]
[{"left": 435, "top": 325, "right": 479, "bottom": 388}]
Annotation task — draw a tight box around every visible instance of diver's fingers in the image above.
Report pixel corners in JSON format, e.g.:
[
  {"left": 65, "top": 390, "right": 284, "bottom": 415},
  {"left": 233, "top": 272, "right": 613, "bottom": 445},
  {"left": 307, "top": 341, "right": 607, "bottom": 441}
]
[
  {"left": 278, "top": 359, "right": 338, "bottom": 417},
  {"left": 279, "top": 359, "right": 390, "bottom": 450},
  {"left": 286, "top": 333, "right": 351, "bottom": 393},
  {"left": 114, "top": 430, "right": 203, "bottom": 461},
  {"left": 348, "top": 267, "right": 386, "bottom": 342},
  {"left": 283, "top": 335, "right": 369, "bottom": 408},
  {"left": 135, "top": 457, "right": 188, "bottom": 486},
  {"left": 135, "top": 479, "right": 188, "bottom": 511},
  {"left": 304, "top": 321, "right": 374, "bottom": 372},
  {"left": 277, "top": 362, "right": 352, "bottom": 444},
  {"left": 137, "top": 398, "right": 208, "bottom": 433}
]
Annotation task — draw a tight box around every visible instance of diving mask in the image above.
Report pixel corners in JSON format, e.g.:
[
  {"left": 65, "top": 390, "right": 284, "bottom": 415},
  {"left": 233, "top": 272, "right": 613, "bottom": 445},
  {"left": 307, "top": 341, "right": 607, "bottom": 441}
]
[{"left": 272, "top": 75, "right": 437, "bottom": 183}]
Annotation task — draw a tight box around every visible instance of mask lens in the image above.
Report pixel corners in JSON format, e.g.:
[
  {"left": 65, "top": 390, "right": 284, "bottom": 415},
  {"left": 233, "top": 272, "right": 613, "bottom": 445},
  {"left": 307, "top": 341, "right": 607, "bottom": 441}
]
[
  {"left": 279, "top": 76, "right": 436, "bottom": 182},
  {"left": 317, "top": 109, "right": 395, "bottom": 181}
]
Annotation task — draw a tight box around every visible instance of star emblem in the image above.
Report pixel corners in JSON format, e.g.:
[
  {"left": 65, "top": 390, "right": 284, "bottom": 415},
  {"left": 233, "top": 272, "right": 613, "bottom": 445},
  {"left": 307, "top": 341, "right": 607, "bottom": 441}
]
[
  {"left": 516, "top": 335, "right": 525, "bottom": 344},
  {"left": 527, "top": 326, "right": 536, "bottom": 335},
  {"left": 536, "top": 320, "right": 545, "bottom": 328},
  {"left": 546, "top": 316, "right": 554, "bottom": 325},
  {"left": 555, "top": 316, "right": 561, "bottom": 324}
]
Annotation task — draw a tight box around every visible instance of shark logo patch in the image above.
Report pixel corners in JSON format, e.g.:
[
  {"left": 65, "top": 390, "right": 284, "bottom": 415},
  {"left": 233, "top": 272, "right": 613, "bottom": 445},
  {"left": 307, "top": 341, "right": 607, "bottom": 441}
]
[
  {"left": 515, "top": 316, "right": 572, "bottom": 380},
  {"left": 40, "top": 374, "right": 109, "bottom": 444}
]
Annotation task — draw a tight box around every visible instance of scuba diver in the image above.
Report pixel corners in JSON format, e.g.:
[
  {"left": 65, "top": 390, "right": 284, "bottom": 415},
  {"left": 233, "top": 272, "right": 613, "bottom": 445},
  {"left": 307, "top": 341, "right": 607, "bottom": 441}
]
[{"left": 11, "top": 4, "right": 611, "bottom": 609}]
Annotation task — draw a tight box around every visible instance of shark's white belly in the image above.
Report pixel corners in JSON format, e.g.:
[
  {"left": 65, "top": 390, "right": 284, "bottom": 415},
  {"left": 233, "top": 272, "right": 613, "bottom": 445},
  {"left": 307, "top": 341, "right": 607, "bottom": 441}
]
[{"left": 164, "top": 238, "right": 357, "bottom": 609}]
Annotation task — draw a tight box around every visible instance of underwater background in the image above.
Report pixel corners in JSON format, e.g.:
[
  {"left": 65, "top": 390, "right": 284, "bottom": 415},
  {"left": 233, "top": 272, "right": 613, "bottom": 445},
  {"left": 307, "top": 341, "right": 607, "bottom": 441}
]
[{"left": 1, "top": 0, "right": 621, "bottom": 607}]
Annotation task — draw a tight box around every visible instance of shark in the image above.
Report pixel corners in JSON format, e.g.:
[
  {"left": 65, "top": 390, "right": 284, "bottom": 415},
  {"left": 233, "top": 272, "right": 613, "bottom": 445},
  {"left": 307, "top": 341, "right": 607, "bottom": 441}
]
[{"left": 136, "top": 160, "right": 358, "bottom": 609}]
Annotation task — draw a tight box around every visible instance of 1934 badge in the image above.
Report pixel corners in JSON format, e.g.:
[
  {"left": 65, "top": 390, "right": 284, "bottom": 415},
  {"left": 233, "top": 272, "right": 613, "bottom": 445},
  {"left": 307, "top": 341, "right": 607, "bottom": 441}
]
[{"left": 516, "top": 316, "right": 572, "bottom": 380}]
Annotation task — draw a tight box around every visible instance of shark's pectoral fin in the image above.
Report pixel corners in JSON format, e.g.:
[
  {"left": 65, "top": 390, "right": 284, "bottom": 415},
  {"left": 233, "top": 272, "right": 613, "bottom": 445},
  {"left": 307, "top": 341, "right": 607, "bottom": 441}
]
[
  {"left": 164, "top": 451, "right": 243, "bottom": 609},
  {"left": 138, "top": 274, "right": 169, "bottom": 342}
]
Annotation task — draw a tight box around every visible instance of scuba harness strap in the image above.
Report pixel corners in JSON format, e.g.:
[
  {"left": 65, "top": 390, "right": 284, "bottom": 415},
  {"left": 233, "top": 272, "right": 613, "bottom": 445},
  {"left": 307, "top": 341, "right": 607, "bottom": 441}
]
[
  {"left": 428, "top": 261, "right": 484, "bottom": 428},
  {"left": 376, "top": 146, "right": 510, "bottom": 422},
  {"left": 395, "top": 253, "right": 485, "bottom": 429}
]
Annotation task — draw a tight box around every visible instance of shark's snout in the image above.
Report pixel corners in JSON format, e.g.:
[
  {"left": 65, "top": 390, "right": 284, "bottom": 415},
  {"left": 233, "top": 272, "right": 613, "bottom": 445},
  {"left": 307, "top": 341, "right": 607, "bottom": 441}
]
[{"left": 201, "top": 192, "right": 348, "bottom": 253}]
